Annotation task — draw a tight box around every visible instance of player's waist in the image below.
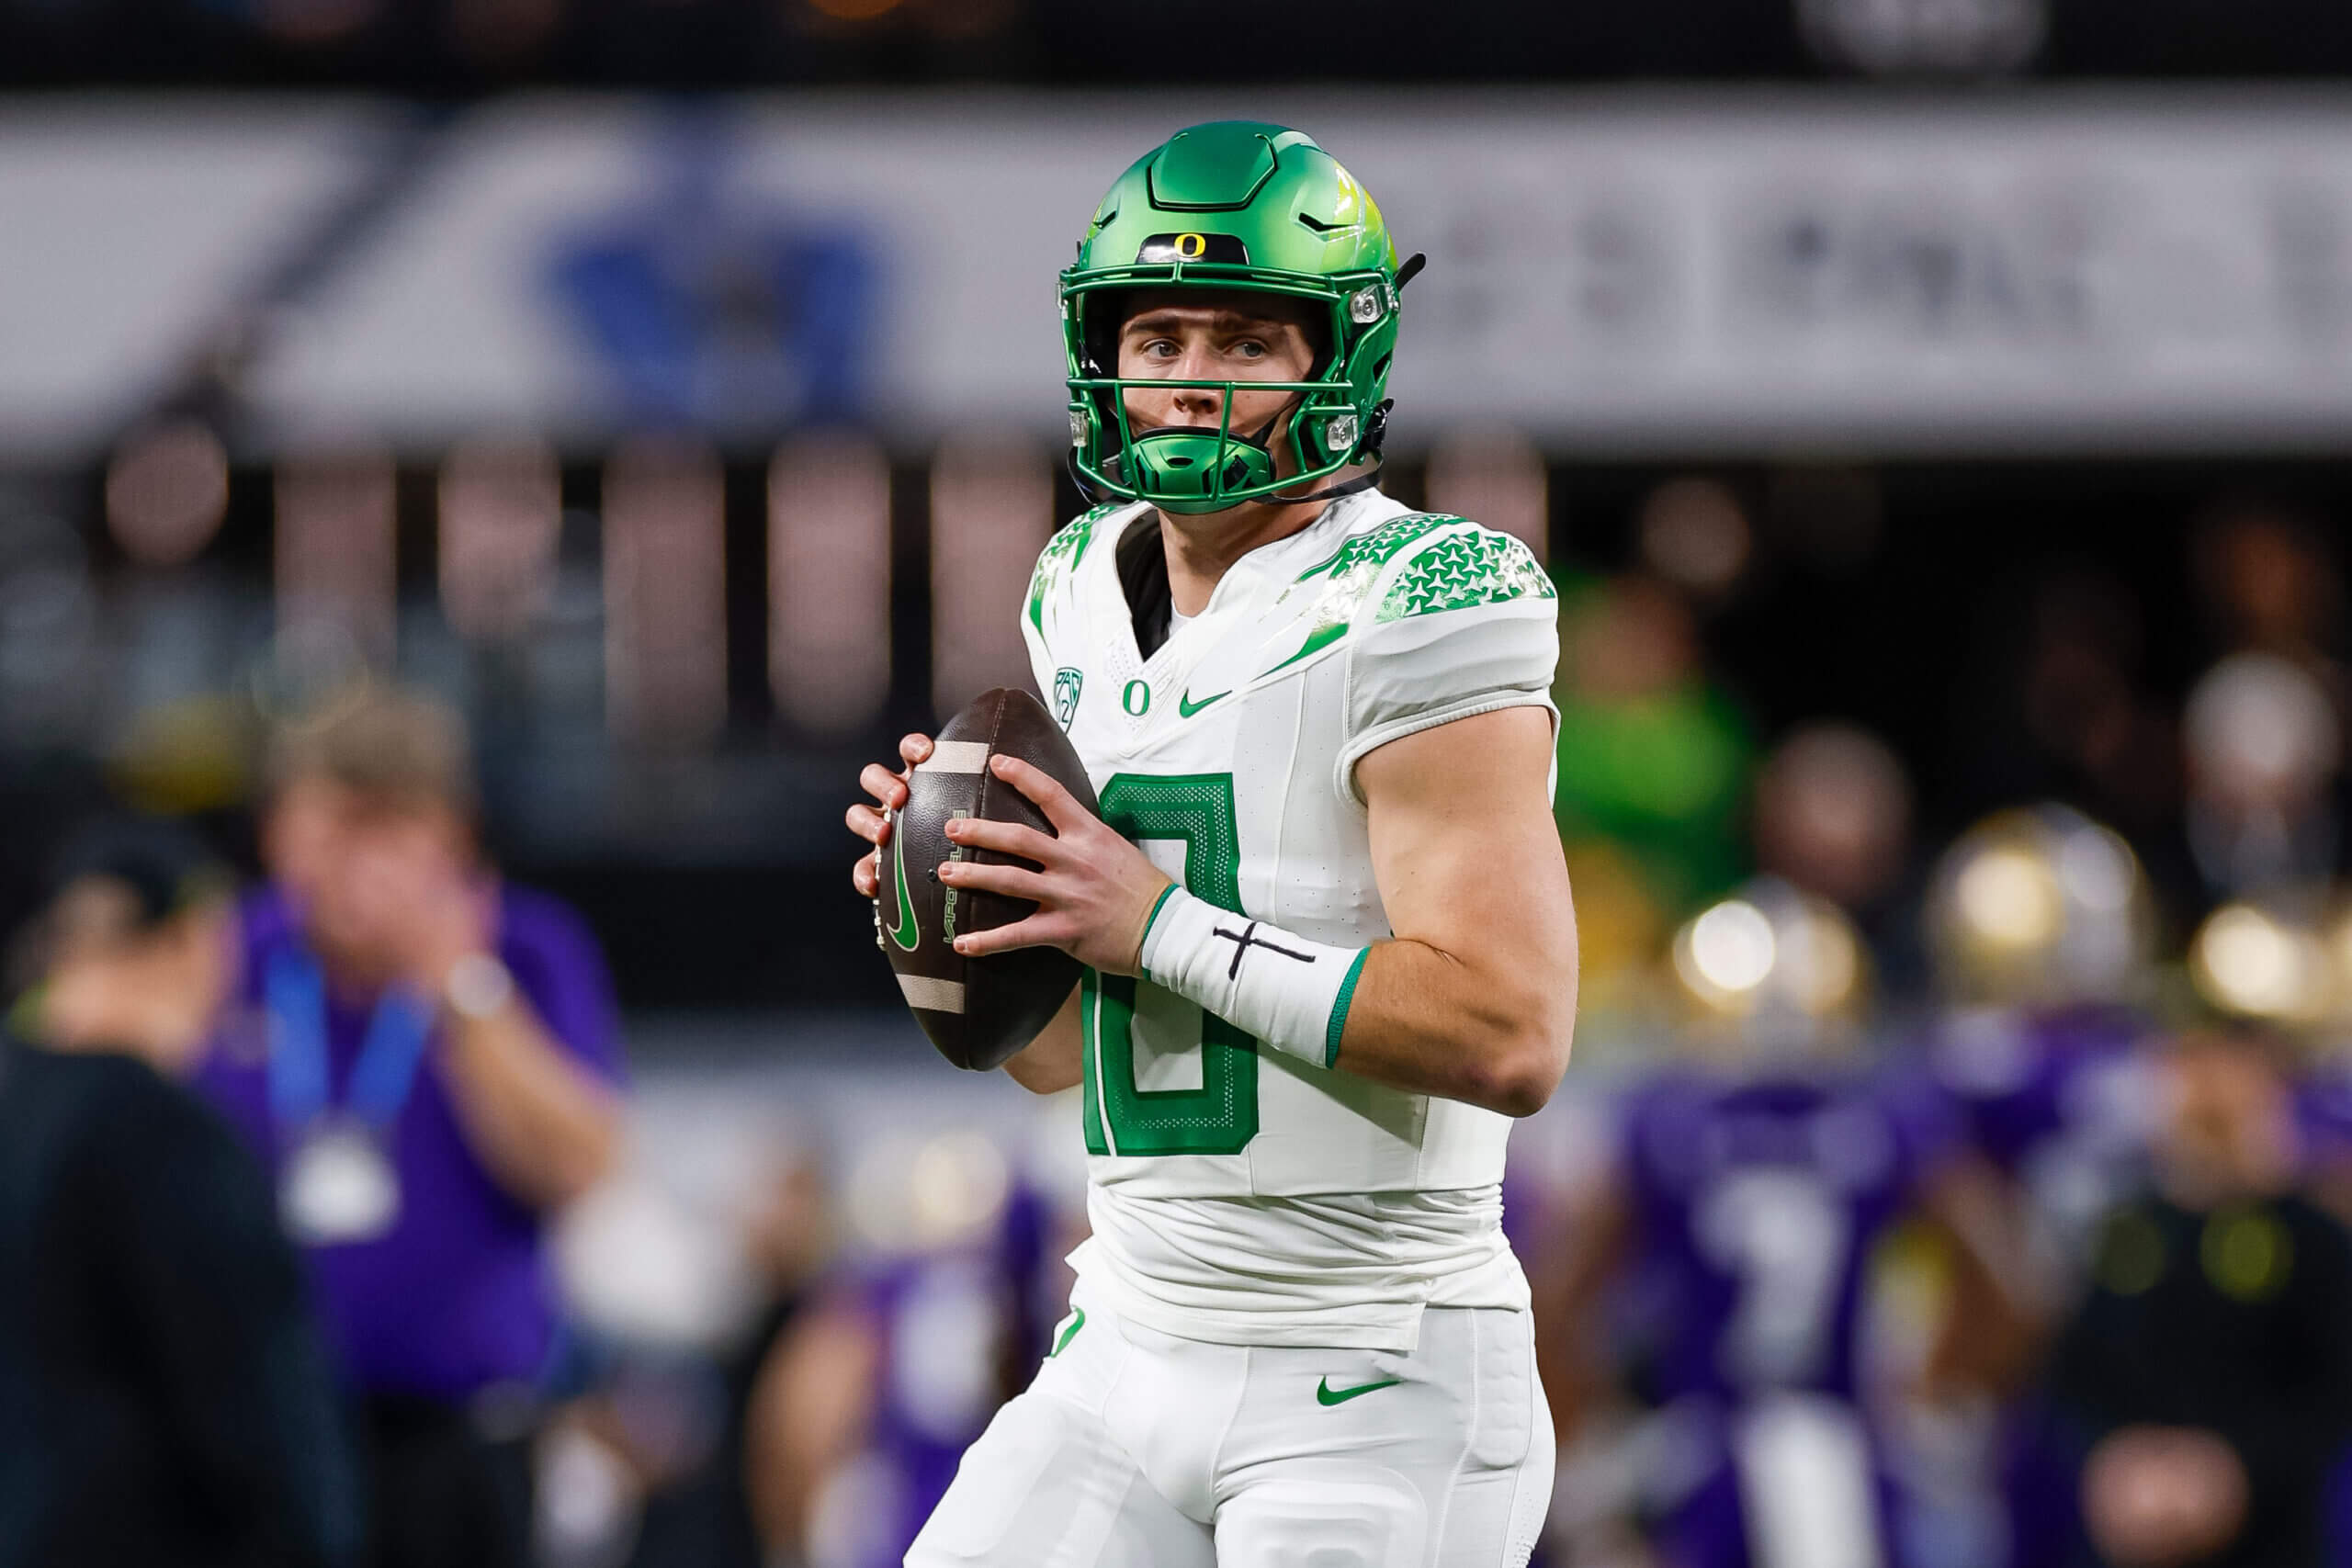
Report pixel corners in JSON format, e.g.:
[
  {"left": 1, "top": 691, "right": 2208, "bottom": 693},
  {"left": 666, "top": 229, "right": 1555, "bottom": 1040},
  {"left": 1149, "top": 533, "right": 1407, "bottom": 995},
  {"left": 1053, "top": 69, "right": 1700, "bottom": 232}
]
[{"left": 1071, "top": 1182, "right": 1529, "bottom": 1351}]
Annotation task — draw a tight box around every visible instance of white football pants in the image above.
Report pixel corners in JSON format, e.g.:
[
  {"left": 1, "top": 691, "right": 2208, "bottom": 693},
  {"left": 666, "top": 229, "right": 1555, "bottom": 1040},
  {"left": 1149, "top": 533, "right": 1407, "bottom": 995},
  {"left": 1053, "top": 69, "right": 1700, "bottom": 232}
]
[{"left": 905, "top": 1281, "right": 1554, "bottom": 1568}]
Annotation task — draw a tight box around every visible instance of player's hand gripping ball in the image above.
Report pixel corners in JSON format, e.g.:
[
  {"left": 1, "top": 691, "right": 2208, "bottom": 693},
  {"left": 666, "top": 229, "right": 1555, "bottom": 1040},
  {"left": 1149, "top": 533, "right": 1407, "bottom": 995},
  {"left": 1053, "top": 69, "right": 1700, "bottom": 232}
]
[{"left": 871, "top": 688, "right": 1101, "bottom": 1070}]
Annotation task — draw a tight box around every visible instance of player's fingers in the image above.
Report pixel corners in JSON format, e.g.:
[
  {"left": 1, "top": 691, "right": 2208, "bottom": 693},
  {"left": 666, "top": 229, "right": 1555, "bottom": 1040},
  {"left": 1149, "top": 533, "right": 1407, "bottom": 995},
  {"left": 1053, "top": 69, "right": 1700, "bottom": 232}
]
[
  {"left": 846, "top": 803, "right": 892, "bottom": 845},
  {"left": 898, "top": 733, "right": 935, "bottom": 769},
  {"left": 859, "top": 762, "right": 910, "bottom": 811},
  {"left": 942, "top": 815, "right": 1058, "bottom": 863},
  {"left": 938, "top": 858, "right": 1050, "bottom": 902},
  {"left": 852, "top": 852, "right": 879, "bottom": 898},
  {"left": 989, "top": 753, "right": 1083, "bottom": 830},
  {"left": 952, "top": 916, "right": 1066, "bottom": 959}
]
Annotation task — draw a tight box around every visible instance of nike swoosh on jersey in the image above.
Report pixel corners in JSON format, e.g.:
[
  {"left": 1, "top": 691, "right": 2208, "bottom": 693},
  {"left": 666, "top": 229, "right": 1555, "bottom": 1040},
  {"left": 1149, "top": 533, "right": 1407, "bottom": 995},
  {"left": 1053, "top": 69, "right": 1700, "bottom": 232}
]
[
  {"left": 888, "top": 816, "right": 920, "bottom": 952},
  {"left": 1177, "top": 688, "right": 1231, "bottom": 718},
  {"left": 1315, "top": 1376, "right": 1402, "bottom": 1406},
  {"left": 1048, "top": 1307, "right": 1086, "bottom": 1358}
]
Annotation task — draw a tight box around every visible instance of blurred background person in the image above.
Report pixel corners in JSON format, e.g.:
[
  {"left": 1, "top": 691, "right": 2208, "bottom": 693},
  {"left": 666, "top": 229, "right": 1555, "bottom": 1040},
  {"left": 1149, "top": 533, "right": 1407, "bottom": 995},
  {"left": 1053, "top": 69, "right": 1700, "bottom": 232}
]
[
  {"left": 1541, "top": 880, "right": 2027, "bottom": 1568},
  {"left": 752, "top": 1124, "right": 1079, "bottom": 1568},
  {"left": 1552, "top": 572, "right": 1755, "bottom": 1019},
  {"left": 2188, "top": 504, "right": 2348, "bottom": 689},
  {"left": 2179, "top": 654, "right": 2346, "bottom": 915},
  {"left": 1751, "top": 722, "right": 1923, "bottom": 997},
  {"left": 537, "top": 1134, "right": 837, "bottom": 1568},
  {"left": 2041, "top": 1028, "right": 2352, "bottom": 1568},
  {"left": 0, "top": 823, "right": 359, "bottom": 1568},
  {"left": 186, "top": 686, "right": 628, "bottom": 1568},
  {"left": 1950, "top": 571, "right": 2185, "bottom": 907},
  {"left": 11, "top": 818, "right": 237, "bottom": 1072}
]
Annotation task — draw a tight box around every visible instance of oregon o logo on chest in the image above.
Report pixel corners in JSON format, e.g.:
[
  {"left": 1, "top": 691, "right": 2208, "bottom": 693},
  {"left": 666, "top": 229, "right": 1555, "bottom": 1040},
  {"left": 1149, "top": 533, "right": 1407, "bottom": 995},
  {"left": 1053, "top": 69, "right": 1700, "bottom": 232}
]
[{"left": 1122, "top": 679, "right": 1150, "bottom": 716}]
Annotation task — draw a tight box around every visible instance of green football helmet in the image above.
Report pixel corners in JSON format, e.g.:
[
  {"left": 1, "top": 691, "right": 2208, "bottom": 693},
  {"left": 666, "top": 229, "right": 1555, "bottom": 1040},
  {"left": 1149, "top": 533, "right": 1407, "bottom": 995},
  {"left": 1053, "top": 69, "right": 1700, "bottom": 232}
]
[{"left": 1060, "top": 121, "right": 1419, "bottom": 515}]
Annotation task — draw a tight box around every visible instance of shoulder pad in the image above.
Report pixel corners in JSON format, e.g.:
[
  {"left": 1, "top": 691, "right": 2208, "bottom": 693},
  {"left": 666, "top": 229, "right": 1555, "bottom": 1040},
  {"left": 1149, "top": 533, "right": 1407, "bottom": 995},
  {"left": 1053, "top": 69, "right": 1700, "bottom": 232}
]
[
  {"left": 1262, "top": 513, "right": 1551, "bottom": 674},
  {"left": 1374, "top": 526, "right": 1553, "bottom": 623},
  {"left": 1027, "top": 501, "right": 1126, "bottom": 634}
]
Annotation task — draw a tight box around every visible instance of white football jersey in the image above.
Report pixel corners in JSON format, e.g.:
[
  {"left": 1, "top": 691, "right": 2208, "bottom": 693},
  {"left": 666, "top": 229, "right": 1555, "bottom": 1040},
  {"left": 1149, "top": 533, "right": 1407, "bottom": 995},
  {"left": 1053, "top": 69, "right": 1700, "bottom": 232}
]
[{"left": 1020, "top": 488, "right": 1562, "bottom": 1351}]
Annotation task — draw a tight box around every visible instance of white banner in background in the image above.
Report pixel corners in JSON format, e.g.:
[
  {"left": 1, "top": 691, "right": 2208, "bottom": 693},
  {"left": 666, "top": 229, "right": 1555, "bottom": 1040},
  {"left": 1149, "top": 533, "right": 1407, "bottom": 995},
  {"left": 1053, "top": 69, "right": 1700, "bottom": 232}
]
[
  {"left": 11, "top": 93, "right": 2352, "bottom": 457},
  {"left": 0, "top": 102, "right": 390, "bottom": 457}
]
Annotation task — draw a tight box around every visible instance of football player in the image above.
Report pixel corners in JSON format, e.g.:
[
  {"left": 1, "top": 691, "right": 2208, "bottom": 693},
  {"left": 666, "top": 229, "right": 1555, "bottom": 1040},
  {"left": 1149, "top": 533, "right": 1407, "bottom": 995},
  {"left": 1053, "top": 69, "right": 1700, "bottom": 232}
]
[{"left": 846, "top": 121, "right": 1576, "bottom": 1565}]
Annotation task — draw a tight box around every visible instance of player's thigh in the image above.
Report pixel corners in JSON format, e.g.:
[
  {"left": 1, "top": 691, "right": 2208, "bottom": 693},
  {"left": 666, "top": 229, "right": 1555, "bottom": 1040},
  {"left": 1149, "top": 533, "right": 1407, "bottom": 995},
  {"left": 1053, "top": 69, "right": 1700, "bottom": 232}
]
[
  {"left": 1214, "top": 1461, "right": 1429, "bottom": 1568},
  {"left": 907, "top": 1384, "right": 1214, "bottom": 1568},
  {"left": 1214, "top": 1309, "right": 1553, "bottom": 1568},
  {"left": 1427, "top": 1307, "right": 1553, "bottom": 1568}
]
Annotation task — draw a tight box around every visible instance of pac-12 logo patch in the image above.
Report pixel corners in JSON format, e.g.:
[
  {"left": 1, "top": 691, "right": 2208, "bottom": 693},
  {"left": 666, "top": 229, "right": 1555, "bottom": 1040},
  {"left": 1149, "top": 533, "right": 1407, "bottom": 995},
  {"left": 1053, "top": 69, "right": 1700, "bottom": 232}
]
[{"left": 1053, "top": 668, "right": 1084, "bottom": 730}]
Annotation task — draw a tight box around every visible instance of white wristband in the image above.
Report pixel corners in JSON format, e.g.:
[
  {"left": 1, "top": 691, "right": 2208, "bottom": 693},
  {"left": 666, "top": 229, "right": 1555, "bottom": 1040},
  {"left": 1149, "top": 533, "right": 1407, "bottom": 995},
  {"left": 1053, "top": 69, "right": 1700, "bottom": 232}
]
[{"left": 1136, "top": 886, "right": 1370, "bottom": 1069}]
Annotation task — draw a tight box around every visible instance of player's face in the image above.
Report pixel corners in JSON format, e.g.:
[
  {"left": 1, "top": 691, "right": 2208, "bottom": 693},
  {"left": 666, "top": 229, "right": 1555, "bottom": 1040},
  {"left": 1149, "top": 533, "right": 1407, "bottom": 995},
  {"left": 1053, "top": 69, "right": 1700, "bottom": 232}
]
[{"left": 1115, "top": 293, "right": 1320, "bottom": 464}]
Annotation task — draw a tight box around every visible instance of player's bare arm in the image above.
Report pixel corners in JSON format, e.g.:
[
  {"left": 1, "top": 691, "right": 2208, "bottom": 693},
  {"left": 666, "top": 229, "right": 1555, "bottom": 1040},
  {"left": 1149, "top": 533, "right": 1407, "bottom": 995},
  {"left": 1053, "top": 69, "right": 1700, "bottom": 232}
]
[
  {"left": 1342, "top": 704, "right": 1577, "bottom": 1114},
  {"left": 999, "top": 982, "right": 1082, "bottom": 1095},
  {"left": 941, "top": 704, "right": 1577, "bottom": 1118}
]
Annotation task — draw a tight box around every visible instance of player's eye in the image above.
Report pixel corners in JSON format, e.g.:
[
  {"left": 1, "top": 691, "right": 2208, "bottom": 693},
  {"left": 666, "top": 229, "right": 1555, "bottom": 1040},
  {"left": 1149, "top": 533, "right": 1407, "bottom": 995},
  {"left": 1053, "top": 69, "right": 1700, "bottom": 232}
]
[{"left": 1230, "top": 339, "right": 1268, "bottom": 358}]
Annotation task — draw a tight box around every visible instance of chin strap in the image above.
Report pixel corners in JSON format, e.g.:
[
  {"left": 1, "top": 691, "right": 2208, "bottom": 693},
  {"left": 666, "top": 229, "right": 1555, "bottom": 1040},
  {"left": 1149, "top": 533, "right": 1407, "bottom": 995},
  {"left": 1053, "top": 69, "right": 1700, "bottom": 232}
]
[{"left": 1266, "top": 462, "right": 1385, "bottom": 507}]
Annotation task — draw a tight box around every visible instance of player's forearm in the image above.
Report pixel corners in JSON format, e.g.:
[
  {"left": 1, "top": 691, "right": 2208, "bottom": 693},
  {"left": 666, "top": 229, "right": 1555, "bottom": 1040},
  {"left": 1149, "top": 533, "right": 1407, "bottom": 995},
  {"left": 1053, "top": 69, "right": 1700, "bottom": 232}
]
[
  {"left": 1001, "top": 982, "right": 1083, "bottom": 1095},
  {"left": 1330, "top": 937, "right": 1576, "bottom": 1117}
]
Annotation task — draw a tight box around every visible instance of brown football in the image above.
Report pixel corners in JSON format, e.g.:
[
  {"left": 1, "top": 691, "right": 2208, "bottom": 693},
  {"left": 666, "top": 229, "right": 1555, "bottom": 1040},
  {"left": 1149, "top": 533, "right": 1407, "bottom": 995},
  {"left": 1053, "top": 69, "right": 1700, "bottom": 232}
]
[{"left": 876, "top": 687, "right": 1100, "bottom": 1070}]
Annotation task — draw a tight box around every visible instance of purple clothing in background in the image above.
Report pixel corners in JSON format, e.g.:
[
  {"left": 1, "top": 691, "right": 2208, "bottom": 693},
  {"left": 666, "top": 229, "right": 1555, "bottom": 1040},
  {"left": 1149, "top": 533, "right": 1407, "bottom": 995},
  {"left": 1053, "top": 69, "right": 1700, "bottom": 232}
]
[
  {"left": 1617, "top": 1065, "right": 1959, "bottom": 1405},
  {"left": 1609, "top": 1066, "right": 1959, "bottom": 1568},
  {"left": 191, "top": 884, "right": 625, "bottom": 1403},
  {"left": 833, "top": 1185, "right": 1057, "bottom": 1568},
  {"left": 1923, "top": 1006, "right": 2158, "bottom": 1271}
]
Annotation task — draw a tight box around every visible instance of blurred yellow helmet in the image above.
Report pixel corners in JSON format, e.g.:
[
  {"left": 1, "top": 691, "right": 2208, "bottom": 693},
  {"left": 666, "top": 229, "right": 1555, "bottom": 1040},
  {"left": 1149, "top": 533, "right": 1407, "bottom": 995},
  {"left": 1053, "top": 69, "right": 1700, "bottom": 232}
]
[
  {"left": 2188, "top": 891, "right": 2352, "bottom": 1045},
  {"left": 1925, "top": 805, "right": 2154, "bottom": 1007},
  {"left": 1667, "top": 875, "right": 1871, "bottom": 1052}
]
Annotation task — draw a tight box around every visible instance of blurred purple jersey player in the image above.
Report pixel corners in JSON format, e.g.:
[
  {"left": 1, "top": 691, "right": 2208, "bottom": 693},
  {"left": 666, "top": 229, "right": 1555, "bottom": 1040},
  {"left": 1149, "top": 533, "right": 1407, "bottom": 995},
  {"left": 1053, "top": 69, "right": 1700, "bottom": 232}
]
[
  {"left": 761, "top": 1152, "right": 1075, "bottom": 1568},
  {"left": 1910, "top": 810, "right": 2169, "bottom": 1568},
  {"left": 1551, "top": 881, "right": 2018, "bottom": 1568},
  {"left": 1599, "top": 1064, "right": 1969, "bottom": 1568}
]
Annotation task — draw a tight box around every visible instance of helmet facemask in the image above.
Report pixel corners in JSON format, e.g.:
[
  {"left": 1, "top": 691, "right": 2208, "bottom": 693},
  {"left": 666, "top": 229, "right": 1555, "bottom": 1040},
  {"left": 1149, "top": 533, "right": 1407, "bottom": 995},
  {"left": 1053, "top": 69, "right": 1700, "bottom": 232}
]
[
  {"left": 1068, "top": 278, "right": 1374, "bottom": 517},
  {"left": 1070, "top": 285, "right": 1369, "bottom": 516}
]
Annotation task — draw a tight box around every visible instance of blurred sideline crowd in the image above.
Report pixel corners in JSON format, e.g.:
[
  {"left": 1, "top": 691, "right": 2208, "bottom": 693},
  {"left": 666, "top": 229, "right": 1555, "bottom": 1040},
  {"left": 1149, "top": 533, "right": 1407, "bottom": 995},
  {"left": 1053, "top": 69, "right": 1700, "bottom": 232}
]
[{"left": 5, "top": 497, "right": 2352, "bottom": 1568}]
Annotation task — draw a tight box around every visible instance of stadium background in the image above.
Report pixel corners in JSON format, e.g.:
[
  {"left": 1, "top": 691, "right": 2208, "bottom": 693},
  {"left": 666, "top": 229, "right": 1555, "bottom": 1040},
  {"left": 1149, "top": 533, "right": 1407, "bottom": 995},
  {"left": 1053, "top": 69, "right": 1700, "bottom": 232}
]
[{"left": 7, "top": 2, "right": 2352, "bottom": 1563}]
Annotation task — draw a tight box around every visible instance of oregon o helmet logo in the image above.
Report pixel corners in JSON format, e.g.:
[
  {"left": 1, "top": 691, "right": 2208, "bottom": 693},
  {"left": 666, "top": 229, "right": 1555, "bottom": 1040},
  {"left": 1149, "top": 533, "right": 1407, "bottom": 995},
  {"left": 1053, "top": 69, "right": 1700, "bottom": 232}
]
[
  {"left": 1176, "top": 232, "right": 1206, "bottom": 259},
  {"left": 1122, "top": 679, "right": 1150, "bottom": 716}
]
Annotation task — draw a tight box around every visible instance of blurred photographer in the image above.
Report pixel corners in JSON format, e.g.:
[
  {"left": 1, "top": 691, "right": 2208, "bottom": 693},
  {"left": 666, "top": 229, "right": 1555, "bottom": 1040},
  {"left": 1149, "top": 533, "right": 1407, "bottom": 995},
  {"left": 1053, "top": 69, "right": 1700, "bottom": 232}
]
[
  {"left": 2045, "top": 1029, "right": 2352, "bottom": 1568},
  {"left": 188, "top": 688, "right": 627, "bottom": 1568},
  {"left": 0, "top": 822, "right": 358, "bottom": 1568}
]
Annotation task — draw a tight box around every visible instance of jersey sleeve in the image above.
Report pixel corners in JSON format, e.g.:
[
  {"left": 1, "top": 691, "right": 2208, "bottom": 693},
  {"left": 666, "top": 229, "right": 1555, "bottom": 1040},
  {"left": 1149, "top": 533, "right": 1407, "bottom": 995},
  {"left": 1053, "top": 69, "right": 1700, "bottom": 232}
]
[{"left": 1336, "top": 524, "right": 1560, "bottom": 804}]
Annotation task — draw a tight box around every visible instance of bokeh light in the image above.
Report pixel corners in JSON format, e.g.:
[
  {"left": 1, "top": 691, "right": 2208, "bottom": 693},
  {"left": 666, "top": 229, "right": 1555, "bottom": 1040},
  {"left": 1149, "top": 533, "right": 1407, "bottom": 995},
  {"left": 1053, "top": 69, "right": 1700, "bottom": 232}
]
[{"left": 105, "top": 419, "right": 229, "bottom": 568}]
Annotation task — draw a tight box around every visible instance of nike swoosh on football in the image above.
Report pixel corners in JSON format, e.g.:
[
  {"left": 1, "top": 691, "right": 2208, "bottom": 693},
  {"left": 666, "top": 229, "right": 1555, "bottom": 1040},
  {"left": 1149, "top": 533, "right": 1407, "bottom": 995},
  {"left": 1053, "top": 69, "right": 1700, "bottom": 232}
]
[
  {"left": 888, "top": 817, "right": 921, "bottom": 952},
  {"left": 1177, "top": 688, "right": 1231, "bottom": 718},
  {"left": 1315, "top": 1376, "right": 1402, "bottom": 1406}
]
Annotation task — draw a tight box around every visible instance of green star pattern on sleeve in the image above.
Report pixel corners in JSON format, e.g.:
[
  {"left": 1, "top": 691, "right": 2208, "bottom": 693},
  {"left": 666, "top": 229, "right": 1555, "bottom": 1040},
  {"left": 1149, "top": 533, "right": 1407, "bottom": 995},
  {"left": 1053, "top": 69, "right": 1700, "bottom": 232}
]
[
  {"left": 1028, "top": 503, "right": 1121, "bottom": 633},
  {"left": 1375, "top": 531, "right": 1555, "bottom": 621}
]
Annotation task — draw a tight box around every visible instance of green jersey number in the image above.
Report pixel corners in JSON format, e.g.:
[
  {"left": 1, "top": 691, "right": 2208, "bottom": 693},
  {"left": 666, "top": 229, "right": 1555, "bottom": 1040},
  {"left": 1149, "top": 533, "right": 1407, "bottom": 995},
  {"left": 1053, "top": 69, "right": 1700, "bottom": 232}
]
[{"left": 1081, "top": 772, "right": 1260, "bottom": 1157}]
